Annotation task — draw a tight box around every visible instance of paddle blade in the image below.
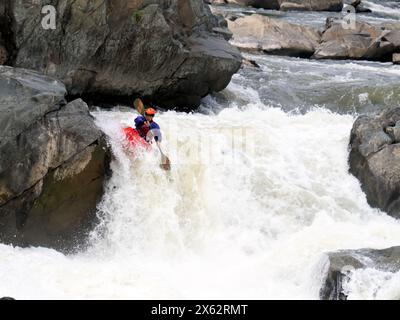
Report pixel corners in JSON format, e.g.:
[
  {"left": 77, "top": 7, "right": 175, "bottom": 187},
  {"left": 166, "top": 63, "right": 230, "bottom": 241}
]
[
  {"left": 134, "top": 98, "right": 145, "bottom": 115},
  {"left": 160, "top": 154, "right": 171, "bottom": 171}
]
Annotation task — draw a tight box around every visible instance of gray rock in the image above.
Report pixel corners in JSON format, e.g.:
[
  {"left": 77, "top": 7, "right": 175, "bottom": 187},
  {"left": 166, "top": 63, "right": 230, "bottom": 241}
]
[
  {"left": 208, "top": 0, "right": 281, "bottom": 9},
  {"left": 354, "top": 3, "right": 371, "bottom": 13},
  {"left": 242, "top": 58, "right": 260, "bottom": 68},
  {"left": 1, "top": 0, "right": 241, "bottom": 110},
  {"left": 208, "top": 0, "right": 343, "bottom": 11},
  {"left": 365, "top": 27, "right": 400, "bottom": 61},
  {"left": 213, "top": 27, "right": 234, "bottom": 41},
  {"left": 0, "top": 45, "right": 6, "bottom": 65},
  {"left": 233, "top": 0, "right": 281, "bottom": 9},
  {"left": 320, "top": 246, "right": 400, "bottom": 300},
  {"left": 0, "top": 2, "right": 15, "bottom": 66},
  {"left": 280, "top": 0, "right": 343, "bottom": 12},
  {"left": 344, "top": 0, "right": 371, "bottom": 13},
  {"left": 383, "top": 30, "right": 400, "bottom": 49},
  {"left": 349, "top": 108, "right": 400, "bottom": 218},
  {"left": 0, "top": 66, "right": 111, "bottom": 251},
  {"left": 228, "top": 14, "right": 321, "bottom": 57},
  {"left": 314, "top": 20, "right": 379, "bottom": 59},
  {"left": 363, "top": 34, "right": 397, "bottom": 61},
  {"left": 394, "top": 53, "right": 400, "bottom": 65},
  {"left": 313, "top": 20, "right": 398, "bottom": 61},
  {"left": 385, "top": 121, "right": 400, "bottom": 142}
]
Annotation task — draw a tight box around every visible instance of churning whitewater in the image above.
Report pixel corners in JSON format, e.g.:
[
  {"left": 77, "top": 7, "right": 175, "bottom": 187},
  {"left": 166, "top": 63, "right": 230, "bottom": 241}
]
[{"left": 2, "top": 69, "right": 400, "bottom": 299}]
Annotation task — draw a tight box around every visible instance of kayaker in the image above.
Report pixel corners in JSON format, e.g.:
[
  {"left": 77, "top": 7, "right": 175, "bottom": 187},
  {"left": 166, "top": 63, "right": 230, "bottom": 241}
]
[{"left": 134, "top": 107, "right": 162, "bottom": 144}]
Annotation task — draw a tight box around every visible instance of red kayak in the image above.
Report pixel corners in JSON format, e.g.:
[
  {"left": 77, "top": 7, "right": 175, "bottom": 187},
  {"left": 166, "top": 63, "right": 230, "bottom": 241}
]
[{"left": 123, "top": 127, "right": 151, "bottom": 151}]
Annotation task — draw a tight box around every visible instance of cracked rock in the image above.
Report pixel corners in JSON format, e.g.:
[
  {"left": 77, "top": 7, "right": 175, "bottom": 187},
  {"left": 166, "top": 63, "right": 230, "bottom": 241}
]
[
  {"left": 0, "top": 0, "right": 241, "bottom": 110},
  {"left": 349, "top": 108, "right": 400, "bottom": 219},
  {"left": 0, "top": 66, "right": 111, "bottom": 252}
]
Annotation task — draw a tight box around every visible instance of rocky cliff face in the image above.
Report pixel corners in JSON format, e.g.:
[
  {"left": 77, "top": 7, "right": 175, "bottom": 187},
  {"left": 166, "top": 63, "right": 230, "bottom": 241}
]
[
  {"left": 349, "top": 108, "right": 400, "bottom": 219},
  {"left": 0, "top": 66, "right": 111, "bottom": 251},
  {"left": 0, "top": 0, "right": 242, "bottom": 110}
]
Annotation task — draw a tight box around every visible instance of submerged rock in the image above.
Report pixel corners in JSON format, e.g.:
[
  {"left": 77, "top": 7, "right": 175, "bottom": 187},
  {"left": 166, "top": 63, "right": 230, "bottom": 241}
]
[
  {"left": 242, "top": 58, "right": 261, "bottom": 68},
  {"left": 228, "top": 14, "right": 321, "bottom": 57},
  {"left": 320, "top": 246, "right": 400, "bottom": 300},
  {"left": 0, "top": 0, "right": 241, "bottom": 110},
  {"left": 0, "top": 66, "right": 111, "bottom": 252},
  {"left": 349, "top": 108, "right": 400, "bottom": 219}
]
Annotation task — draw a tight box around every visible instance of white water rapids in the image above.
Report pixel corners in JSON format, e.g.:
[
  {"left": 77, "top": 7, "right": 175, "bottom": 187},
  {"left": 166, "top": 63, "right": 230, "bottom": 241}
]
[{"left": 2, "top": 73, "right": 400, "bottom": 299}]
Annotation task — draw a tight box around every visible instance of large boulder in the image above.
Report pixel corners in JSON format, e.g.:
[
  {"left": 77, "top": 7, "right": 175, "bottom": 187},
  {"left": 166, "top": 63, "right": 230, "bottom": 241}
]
[
  {"left": 313, "top": 19, "right": 399, "bottom": 61},
  {"left": 383, "top": 30, "right": 400, "bottom": 51},
  {"left": 228, "top": 14, "right": 321, "bottom": 57},
  {"left": 207, "top": 0, "right": 343, "bottom": 11},
  {"left": 0, "top": 66, "right": 111, "bottom": 251},
  {"left": 313, "top": 20, "right": 379, "bottom": 59},
  {"left": 0, "top": 0, "right": 242, "bottom": 110},
  {"left": 348, "top": 108, "right": 400, "bottom": 218},
  {"left": 279, "top": 0, "right": 343, "bottom": 12},
  {"left": 320, "top": 246, "right": 400, "bottom": 300}
]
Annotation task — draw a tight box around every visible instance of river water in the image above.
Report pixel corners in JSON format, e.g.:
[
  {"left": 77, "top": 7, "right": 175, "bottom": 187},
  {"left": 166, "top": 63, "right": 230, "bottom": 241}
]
[{"left": 1, "top": 1, "right": 400, "bottom": 300}]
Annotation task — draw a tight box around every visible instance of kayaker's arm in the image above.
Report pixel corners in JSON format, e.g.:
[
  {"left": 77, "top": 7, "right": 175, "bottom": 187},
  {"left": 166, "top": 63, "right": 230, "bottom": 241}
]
[
  {"left": 134, "top": 116, "right": 149, "bottom": 129},
  {"left": 149, "top": 123, "right": 162, "bottom": 143}
]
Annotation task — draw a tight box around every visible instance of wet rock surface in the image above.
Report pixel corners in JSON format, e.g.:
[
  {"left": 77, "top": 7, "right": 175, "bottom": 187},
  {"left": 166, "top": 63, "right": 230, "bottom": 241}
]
[
  {"left": 349, "top": 108, "right": 400, "bottom": 219},
  {"left": 0, "top": 66, "right": 111, "bottom": 251},
  {"left": 321, "top": 246, "right": 400, "bottom": 300},
  {"left": 0, "top": 0, "right": 242, "bottom": 110},
  {"left": 228, "top": 14, "right": 321, "bottom": 57}
]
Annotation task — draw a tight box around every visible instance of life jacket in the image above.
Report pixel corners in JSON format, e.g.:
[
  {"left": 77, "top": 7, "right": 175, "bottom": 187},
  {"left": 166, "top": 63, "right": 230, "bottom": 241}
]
[
  {"left": 136, "top": 125, "right": 150, "bottom": 139},
  {"left": 134, "top": 116, "right": 162, "bottom": 142}
]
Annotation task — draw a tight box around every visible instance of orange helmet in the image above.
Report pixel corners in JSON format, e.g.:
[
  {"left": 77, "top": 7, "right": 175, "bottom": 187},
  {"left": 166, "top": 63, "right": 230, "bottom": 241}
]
[{"left": 145, "top": 108, "right": 157, "bottom": 116}]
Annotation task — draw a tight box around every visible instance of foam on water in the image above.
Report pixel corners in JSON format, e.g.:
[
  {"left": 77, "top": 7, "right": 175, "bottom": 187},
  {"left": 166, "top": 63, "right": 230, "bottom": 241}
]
[
  {"left": 343, "top": 268, "right": 400, "bottom": 300},
  {"left": 363, "top": 1, "right": 400, "bottom": 19},
  {"left": 2, "top": 83, "right": 400, "bottom": 299}
]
